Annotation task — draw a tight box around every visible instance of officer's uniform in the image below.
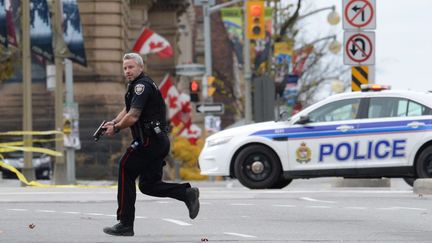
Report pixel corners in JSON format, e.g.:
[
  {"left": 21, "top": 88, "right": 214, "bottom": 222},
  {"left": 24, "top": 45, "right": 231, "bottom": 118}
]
[{"left": 117, "top": 72, "right": 192, "bottom": 226}]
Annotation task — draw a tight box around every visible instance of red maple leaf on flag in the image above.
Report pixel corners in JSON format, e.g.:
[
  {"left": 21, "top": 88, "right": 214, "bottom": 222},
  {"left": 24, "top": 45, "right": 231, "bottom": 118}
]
[
  {"left": 168, "top": 95, "right": 178, "bottom": 109},
  {"left": 149, "top": 41, "right": 164, "bottom": 50},
  {"left": 180, "top": 101, "right": 191, "bottom": 113}
]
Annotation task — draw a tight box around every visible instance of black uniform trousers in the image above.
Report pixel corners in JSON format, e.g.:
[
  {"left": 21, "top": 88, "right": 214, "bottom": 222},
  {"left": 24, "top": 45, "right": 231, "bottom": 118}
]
[{"left": 116, "top": 132, "right": 191, "bottom": 226}]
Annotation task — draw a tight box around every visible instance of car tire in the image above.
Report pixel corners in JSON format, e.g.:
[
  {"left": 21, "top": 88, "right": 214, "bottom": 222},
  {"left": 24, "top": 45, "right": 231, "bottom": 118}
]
[
  {"left": 270, "top": 177, "right": 293, "bottom": 189},
  {"left": 403, "top": 177, "right": 415, "bottom": 187},
  {"left": 416, "top": 146, "right": 432, "bottom": 179},
  {"left": 234, "top": 145, "right": 281, "bottom": 189}
]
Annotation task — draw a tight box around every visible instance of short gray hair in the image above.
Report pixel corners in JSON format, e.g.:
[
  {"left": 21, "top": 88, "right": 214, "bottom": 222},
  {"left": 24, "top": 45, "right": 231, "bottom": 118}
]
[{"left": 123, "top": 53, "right": 144, "bottom": 67}]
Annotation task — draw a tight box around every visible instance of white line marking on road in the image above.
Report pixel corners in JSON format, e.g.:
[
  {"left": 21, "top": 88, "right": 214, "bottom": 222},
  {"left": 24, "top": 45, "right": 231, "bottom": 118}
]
[
  {"left": 161, "top": 218, "right": 191, "bottom": 226},
  {"left": 36, "top": 210, "right": 56, "bottom": 213},
  {"left": 307, "top": 205, "right": 332, "bottom": 209},
  {"left": 272, "top": 204, "right": 296, "bottom": 208},
  {"left": 378, "top": 207, "right": 427, "bottom": 211},
  {"left": 231, "top": 203, "right": 254, "bottom": 206},
  {"left": 135, "top": 216, "right": 147, "bottom": 219},
  {"left": 63, "top": 211, "right": 80, "bottom": 214},
  {"left": 156, "top": 201, "right": 171, "bottom": 204},
  {"left": 201, "top": 202, "right": 211, "bottom": 205},
  {"left": 85, "top": 213, "right": 104, "bottom": 216},
  {"left": 345, "top": 206, "right": 367, "bottom": 210},
  {"left": 7, "top": 208, "right": 28, "bottom": 211},
  {"left": 224, "top": 232, "right": 257, "bottom": 238},
  {"left": 300, "top": 197, "right": 336, "bottom": 204}
]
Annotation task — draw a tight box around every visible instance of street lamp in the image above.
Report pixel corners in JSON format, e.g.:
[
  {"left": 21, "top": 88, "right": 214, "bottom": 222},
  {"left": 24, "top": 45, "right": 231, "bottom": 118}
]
[
  {"left": 308, "top": 35, "right": 341, "bottom": 54},
  {"left": 329, "top": 39, "right": 341, "bottom": 54},
  {"left": 297, "top": 5, "right": 340, "bottom": 25}
]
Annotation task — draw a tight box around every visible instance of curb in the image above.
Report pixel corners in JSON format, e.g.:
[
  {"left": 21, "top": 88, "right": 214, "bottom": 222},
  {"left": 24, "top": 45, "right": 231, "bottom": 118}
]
[
  {"left": 332, "top": 178, "right": 391, "bottom": 187},
  {"left": 413, "top": 179, "right": 432, "bottom": 195}
]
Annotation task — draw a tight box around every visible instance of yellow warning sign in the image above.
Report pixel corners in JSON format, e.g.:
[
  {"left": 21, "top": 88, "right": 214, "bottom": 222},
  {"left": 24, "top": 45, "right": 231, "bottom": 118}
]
[{"left": 351, "top": 66, "right": 368, "bottom": 91}]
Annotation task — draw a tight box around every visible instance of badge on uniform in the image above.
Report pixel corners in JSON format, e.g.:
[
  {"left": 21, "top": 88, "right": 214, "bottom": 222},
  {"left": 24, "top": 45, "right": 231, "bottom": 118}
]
[{"left": 135, "top": 84, "right": 145, "bottom": 95}]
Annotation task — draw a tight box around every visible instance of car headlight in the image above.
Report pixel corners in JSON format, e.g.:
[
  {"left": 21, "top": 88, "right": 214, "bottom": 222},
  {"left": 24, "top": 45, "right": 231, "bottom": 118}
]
[{"left": 207, "top": 136, "right": 233, "bottom": 147}]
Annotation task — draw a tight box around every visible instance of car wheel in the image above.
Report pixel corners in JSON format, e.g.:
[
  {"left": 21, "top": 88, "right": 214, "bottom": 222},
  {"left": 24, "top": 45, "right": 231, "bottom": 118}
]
[
  {"left": 270, "top": 177, "right": 293, "bottom": 189},
  {"left": 234, "top": 145, "right": 281, "bottom": 189},
  {"left": 416, "top": 146, "right": 432, "bottom": 178},
  {"left": 403, "top": 177, "right": 415, "bottom": 187}
]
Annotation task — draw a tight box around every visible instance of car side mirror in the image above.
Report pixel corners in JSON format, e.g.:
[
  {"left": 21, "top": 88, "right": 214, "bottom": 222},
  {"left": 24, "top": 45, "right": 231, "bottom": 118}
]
[
  {"left": 279, "top": 111, "right": 289, "bottom": 121},
  {"left": 295, "top": 115, "right": 310, "bottom": 125}
]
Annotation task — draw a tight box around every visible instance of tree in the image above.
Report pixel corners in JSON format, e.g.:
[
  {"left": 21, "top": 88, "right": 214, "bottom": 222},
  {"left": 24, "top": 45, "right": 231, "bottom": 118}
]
[{"left": 260, "top": 0, "right": 349, "bottom": 109}]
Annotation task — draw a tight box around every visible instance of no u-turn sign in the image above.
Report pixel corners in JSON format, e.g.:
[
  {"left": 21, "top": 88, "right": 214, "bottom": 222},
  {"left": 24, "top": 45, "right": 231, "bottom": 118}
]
[{"left": 344, "top": 31, "right": 375, "bottom": 65}]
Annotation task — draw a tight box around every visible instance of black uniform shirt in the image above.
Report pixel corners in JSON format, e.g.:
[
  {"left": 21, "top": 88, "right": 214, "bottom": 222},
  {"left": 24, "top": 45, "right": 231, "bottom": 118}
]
[{"left": 125, "top": 73, "right": 167, "bottom": 141}]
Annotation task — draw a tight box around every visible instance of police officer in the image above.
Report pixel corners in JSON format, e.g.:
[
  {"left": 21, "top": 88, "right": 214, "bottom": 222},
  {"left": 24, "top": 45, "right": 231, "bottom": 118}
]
[{"left": 102, "top": 53, "right": 200, "bottom": 236}]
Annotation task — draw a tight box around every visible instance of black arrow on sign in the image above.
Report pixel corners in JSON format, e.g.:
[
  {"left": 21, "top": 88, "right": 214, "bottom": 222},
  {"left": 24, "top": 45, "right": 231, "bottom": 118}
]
[
  {"left": 350, "top": 38, "right": 366, "bottom": 57},
  {"left": 351, "top": 5, "right": 365, "bottom": 21}
]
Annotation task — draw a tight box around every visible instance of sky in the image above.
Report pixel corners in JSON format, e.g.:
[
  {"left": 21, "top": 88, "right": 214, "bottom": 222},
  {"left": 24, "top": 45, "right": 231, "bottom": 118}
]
[{"left": 299, "top": 0, "right": 431, "bottom": 92}]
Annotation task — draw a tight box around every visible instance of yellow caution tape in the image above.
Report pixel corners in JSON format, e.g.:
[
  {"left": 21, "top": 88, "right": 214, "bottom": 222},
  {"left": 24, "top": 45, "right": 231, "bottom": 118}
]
[
  {"left": 0, "top": 159, "right": 116, "bottom": 188},
  {"left": 0, "top": 131, "right": 116, "bottom": 188},
  {"left": 0, "top": 130, "right": 63, "bottom": 136},
  {"left": 0, "top": 145, "right": 63, "bottom": 156}
]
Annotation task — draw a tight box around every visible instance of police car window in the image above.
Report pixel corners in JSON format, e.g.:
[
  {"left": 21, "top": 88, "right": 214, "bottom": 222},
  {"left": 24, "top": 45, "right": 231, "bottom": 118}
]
[
  {"left": 308, "top": 98, "right": 361, "bottom": 122},
  {"left": 407, "top": 100, "right": 431, "bottom": 116},
  {"left": 369, "top": 97, "right": 431, "bottom": 118}
]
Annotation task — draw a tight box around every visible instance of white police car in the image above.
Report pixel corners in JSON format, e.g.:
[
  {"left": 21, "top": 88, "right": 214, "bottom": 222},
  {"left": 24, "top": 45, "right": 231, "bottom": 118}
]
[{"left": 199, "top": 85, "right": 432, "bottom": 189}]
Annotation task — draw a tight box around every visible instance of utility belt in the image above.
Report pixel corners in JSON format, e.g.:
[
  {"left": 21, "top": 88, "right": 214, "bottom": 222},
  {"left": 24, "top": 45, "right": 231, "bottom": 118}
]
[{"left": 141, "top": 120, "right": 168, "bottom": 136}]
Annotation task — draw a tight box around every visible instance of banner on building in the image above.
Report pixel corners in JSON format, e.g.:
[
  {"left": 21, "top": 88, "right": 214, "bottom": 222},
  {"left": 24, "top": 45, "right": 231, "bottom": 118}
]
[
  {"left": 292, "top": 44, "right": 314, "bottom": 76},
  {"left": 5, "top": 0, "right": 19, "bottom": 47},
  {"left": 0, "top": 0, "right": 7, "bottom": 47},
  {"left": 221, "top": 7, "right": 243, "bottom": 65},
  {"left": 30, "top": 0, "right": 54, "bottom": 63},
  {"left": 62, "top": 0, "right": 87, "bottom": 66}
]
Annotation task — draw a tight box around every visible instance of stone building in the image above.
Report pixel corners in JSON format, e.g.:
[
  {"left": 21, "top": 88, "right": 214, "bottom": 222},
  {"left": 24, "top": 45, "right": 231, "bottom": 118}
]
[{"left": 1, "top": 0, "right": 189, "bottom": 179}]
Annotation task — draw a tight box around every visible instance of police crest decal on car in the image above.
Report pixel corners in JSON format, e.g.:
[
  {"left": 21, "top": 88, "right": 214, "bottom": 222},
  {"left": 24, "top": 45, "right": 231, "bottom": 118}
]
[
  {"left": 135, "top": 84, "right": 145, "bottom": 95},
  {"left": 296, "top": 142, "right": 311, "bottom": 163}
]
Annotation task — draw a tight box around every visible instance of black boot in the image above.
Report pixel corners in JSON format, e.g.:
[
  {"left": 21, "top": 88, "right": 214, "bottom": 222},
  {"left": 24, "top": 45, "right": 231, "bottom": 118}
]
[
  {"left": 103, "top": 222, "right": 134, "bottom": 236},
  {"left": 185, "top": 187, "right": 200, "bottom": 219}
]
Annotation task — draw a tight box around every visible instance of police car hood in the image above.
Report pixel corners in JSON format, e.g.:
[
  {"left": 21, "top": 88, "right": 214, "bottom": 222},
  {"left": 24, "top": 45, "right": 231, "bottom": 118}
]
[{"left": 208, "top": 121, "right": 287, "bottom": 139}]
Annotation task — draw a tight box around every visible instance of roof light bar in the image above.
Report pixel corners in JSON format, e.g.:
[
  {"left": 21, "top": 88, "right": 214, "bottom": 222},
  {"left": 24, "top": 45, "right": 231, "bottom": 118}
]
[{"left": 360, "top": 84, "right": 391, "bottom": 92}]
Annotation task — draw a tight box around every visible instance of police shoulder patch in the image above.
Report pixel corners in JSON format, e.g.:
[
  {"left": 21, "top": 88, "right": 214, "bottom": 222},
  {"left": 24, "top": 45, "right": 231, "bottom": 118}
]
[{"left": 134, "top": 84, "right": 145, "bottom": 95}]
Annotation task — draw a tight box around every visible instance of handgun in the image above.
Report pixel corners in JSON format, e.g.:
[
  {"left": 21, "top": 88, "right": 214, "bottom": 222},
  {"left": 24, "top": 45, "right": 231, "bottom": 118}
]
[{"left": 93, "top": 120, "right": 107, "bottom": 142}]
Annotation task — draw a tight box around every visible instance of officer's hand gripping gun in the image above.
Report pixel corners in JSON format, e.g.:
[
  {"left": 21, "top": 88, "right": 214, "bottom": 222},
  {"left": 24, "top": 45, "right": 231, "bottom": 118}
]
[{"left": 93, "top": 120, "right": 107, "bottom": 142}]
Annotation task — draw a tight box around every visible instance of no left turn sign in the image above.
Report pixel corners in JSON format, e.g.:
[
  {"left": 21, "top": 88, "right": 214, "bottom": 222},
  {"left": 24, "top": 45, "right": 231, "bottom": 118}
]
[
  {"left": 343, "top": 0, "right": 376, "bottom": 30},
  {"left": 343, "top": 31, "right": 375, "bottom": 65}
]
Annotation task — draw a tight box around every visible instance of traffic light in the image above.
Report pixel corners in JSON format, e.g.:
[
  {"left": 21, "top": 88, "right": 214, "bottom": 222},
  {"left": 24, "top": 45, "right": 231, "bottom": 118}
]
[
  {"left": 189, "top": 80, "right": 200, "bottom": 102},
  {"left": 246, "top": 1, "right": 265, "bottom": 40},
  {"left": 207, "top": 76, "right": 216, "bottom": 97}
]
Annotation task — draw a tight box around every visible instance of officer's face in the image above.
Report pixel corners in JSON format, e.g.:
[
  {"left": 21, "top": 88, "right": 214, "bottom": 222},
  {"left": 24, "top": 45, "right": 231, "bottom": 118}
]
[{"left": 123, "top": 59, "right": 143, "bottom": 81}]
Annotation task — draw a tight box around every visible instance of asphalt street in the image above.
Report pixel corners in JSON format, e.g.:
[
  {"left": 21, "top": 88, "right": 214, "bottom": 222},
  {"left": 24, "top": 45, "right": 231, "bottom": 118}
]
[{"left": 0, "top": 178, "right": 431, "bottom": 243}]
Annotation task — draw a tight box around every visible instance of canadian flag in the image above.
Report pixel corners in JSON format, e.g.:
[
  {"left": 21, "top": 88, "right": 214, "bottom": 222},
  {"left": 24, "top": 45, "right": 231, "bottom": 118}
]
[
  {"left": 180, "top": 124, "right": 202, "bottom": 145},
  {"left": 132, "top": 28, "right": 173, "bottom": 58},
  {"left": 178, "top": 93, "right": 192, "bottom": 129},
  {"left": 159, "top": 74, "right": 181, "bottom": 125}
]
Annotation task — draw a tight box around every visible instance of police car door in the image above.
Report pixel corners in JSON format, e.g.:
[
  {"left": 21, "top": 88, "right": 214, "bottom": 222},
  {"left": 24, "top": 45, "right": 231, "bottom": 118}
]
[
  {"left": 287, "top": 98, "right": 362, "bottom": 173},
  {"left": 356, "top": 96, "right": 431, "bottom": 169}
]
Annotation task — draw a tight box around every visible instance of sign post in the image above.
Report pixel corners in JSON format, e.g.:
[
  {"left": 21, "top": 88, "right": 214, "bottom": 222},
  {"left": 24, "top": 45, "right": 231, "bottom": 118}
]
[{"left": 342, "top": 0, "right": 376, "bottom": 89}]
